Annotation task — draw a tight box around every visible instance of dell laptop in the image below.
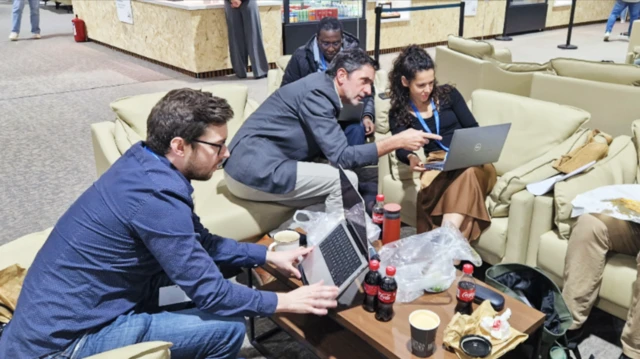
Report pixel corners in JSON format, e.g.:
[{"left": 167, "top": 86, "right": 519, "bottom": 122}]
[{"left": 425, "top": 123, "right": 511, "bottom": 172}]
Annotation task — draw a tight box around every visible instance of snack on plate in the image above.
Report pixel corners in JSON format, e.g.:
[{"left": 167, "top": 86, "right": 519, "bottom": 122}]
[{"left": 610, "top": 198, "right": 640, "bottom": 214}]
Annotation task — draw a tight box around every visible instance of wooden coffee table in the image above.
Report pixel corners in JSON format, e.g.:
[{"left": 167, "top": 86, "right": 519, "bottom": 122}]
[{"left": 248, "top": 235, "right": 546, "bottom": 359}]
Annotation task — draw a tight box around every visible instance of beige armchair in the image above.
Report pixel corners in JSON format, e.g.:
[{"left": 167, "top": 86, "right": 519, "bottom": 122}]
[
  {"left": 377, "top": 89, "right": 592, "bottom": 265},
  {"left": 91, "top": 84, "right": 296, "bottom": 242},
  {"left": 626, "top": 20, "right": 640, "bottom": 65},
  {"left": 435, "top": 35, "right": 513, "bottom": 100},
  {"left": 0, "top": 229, "right": 173, "bottom": 359},
  {"left": 532, "top": 120, "right": 640, "bottom": 321},
  {"left": 436, "top": 36, "right": 640, "bottom": 137},
  {"left": 266, "top": 55, "right": 292, "bottom": 96}
]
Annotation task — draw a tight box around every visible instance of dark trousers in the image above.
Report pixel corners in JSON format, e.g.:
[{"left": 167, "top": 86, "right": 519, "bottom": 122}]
[{"left": 224, "top": 0, "right": 269, "bottom": 78}]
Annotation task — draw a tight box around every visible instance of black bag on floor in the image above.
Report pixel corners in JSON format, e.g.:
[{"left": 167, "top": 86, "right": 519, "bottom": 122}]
[{"left": 485, "top": 263, "right": 573, "bottom": 359}]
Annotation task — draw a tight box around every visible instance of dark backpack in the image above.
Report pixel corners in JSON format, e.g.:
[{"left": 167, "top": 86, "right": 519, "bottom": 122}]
[{"left": 485, "top": 263, "right": 574, "bottom": 359}]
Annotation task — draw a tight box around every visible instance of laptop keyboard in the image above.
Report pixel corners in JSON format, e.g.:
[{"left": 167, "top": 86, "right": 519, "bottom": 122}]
[{"left": 319, "top": 225, "right": 362, "bottom": 287}]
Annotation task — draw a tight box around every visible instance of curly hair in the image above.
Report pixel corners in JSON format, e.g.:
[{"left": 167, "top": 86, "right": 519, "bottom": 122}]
[{"left": 388, "top": 45, "right": 453, "bottom": 129}]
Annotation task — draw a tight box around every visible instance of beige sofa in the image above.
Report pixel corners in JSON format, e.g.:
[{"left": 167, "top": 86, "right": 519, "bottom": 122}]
[
  {"left": 91, "top": 84, "right": 296, "bottom": 242},
  {"left": 434, "top": 35, "right": 514, "bottom": 100},
  {"left": 530, "top": 120, "right": 640, "bottom": 321},
  {"left": 436, "top": 36, "right": 640, "bottom": 137},
  {"left": 626, "top": 20, "right": 640, "bottom": 65},
  {"left": 266, "top": 55, "right": 292, "bottom": 96},
  {"left": 0, "top": 229, "right": 173, "bottom": 359},
  {"left": 376, "top": 89, "right": 593, "bottom": 265}
]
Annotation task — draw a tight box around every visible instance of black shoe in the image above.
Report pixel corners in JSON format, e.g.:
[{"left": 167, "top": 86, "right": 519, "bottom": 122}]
[
  {"left": 254, "top": 74, "right": 267, "bottom": 80},
  {"left": 619, "top": 354, "right": 632, "bottom": 359}
]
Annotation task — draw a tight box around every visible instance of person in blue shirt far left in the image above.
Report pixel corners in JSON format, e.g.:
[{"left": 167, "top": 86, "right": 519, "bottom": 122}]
[{"left": 0, "top": 88, "right": 339, "bottom": 359}]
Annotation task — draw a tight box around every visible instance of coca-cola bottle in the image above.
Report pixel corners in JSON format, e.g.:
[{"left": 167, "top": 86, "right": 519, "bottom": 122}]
[
  {"left": 455, "top": 264, "right": 476, "bottom": 315},
  {"left": 372, "top": 194, "right": 385, "bottom": 231},
  {"left": 375, "top": 266, "right": 397, "bottom": 322},
  {"left": 363, "top": 260, "right": 382, "bottom": 312}
]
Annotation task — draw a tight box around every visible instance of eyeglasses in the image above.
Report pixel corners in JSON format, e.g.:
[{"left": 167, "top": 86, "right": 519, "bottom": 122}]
[
  {"left": 192, "top": 139, "right": 225, "bottom": 155},
  {"left": 319, "top": 40, "right": 342, "bottom": 49}
]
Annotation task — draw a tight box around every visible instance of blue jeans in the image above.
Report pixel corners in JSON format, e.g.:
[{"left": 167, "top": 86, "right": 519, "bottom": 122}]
[
  {"left": 45, "top": 309, "right": 246, "bottom": 359},
  {"left": 11, "top": 0, "right": 40, "bottom": 34},
  {"left": 341, "top": 121, "right": 366, "bottom": 146},
  {"left": 606, "top": 0, "right": 640, "bottom": 34}
]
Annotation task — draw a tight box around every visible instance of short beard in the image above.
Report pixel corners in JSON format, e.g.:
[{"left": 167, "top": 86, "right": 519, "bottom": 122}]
[{"left": 183, "top": 160, "right": 214, "bottom": 181}]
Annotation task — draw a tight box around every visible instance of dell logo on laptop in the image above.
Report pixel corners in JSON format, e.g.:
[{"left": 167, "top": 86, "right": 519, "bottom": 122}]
[{"left": 474, "top": 143, "right": 482, "bottom": 152}]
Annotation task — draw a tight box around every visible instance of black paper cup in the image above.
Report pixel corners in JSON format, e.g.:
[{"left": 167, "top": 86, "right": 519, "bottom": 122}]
[{"left": 409, "top": 310, "right": 440, "bottom": 357}]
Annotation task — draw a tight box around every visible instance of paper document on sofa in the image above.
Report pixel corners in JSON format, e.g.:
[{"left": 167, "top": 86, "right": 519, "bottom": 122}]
[{"left": 526, "top": 161, "right": 596, "bottom": 196}]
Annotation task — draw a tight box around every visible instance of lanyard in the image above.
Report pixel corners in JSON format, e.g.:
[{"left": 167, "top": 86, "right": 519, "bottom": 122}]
[
  {"left": 409, "top": 99, "right": 450, "bottom": 152},
  {"left": 319, "top": 51, "right": 327, "bottom": 72}
]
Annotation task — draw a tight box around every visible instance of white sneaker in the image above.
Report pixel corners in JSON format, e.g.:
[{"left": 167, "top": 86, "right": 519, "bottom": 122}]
[
  {"left": 604, "top": 32, "right": 610, "bottom": 41},
  {"left": 32, "top": 33, "right": 40, "bottom": 39},
  {"left": 9, "top": 32, "right": 18, "bottom": 41}
]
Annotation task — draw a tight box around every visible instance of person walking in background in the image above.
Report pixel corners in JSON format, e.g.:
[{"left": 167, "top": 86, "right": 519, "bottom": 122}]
[
  {"left": 9, "top": 0, "right": 41, "bottom": 41},
  {"left": 604, "top": 0, "right": 640, "bottom": 41},
  {"left": 224, "top": 0, "right": 269, "bottom": 79}
]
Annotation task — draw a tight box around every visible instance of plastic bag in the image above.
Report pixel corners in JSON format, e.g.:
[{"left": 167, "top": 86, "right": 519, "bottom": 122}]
[
  {"left": 377, "top": 223, "right": 482, "bottom": 303},
  {"left": 291, "top": 206, "right": 381, "bottom": 246}
]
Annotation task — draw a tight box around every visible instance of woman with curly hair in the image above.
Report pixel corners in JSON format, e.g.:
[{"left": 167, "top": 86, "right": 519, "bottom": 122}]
[{"left": 388, "top": 45, "right": 496, "bottom": 241}]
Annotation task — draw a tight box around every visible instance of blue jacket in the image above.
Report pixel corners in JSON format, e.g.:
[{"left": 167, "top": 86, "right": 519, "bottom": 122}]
[{"left": 0, "top": 142, "right": 277, "bottom": 359}]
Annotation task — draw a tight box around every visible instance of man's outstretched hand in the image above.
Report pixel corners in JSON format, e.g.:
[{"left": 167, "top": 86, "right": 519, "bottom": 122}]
[{"left": 266, "top": 246, "right": 313, "bottom": 279}]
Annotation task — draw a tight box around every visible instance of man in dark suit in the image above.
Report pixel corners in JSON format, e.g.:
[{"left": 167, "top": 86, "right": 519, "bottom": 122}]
[
  {"left": 224, "top": 48, "right": 440, "bottom": 213},
  {"left": 281, "top": 17, "right": 374, "bottom": 147}
]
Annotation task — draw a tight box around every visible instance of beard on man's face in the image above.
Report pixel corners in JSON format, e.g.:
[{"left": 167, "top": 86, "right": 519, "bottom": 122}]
[{"left": 183, "top": 160, "right": 215, "bottom": 181}]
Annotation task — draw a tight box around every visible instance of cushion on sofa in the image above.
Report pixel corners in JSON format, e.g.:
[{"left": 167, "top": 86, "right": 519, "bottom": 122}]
[
  {"left": 110, "top": 85, "right": 250, "bottom": 139},
  {"left": 554, "top": 136, "right": 638, "bottom": 239},
  {"left": 447, "top": 35, "right": 494, "bottom": 59},
  {"left": 486, "top": 58, "right": 556, "bottom": 74},
  {"left": 550, "top": 58, "right": 640, "bottom": 86},
  {"left": 114, "top": 118, "right": 143, "bottom": 155},
  {"left": 374, "top": 69, "right": 391, "bottom": 134},
  {"left": 487, "top": 129, "right": 590, "bottom": 217},
  {"left": 276, "top": 55, "right": 292, "bottom": 71},
  {"left": 470, "top": 90, "right": 590, "bottom": 176},
  {"left": 0, "top": 228, "right": 52, "bottom": 270}
]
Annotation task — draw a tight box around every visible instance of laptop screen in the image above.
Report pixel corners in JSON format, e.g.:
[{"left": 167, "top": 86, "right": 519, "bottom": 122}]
[{"left": 338, "top": 167, "right": 369, "bottom": 258}]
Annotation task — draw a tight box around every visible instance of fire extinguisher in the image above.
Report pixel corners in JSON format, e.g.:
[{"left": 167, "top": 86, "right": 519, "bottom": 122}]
[{"left": 72, "top": 15, "right": 87, "bottom": 42}]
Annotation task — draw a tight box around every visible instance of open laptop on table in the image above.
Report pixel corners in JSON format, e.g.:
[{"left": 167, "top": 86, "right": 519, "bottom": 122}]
[
  {"left": 299, "top": 167, "right": 373, "bottom": 305},
  {"left": 425, "top": 123, "right": 511, "bottom": 171},
  {"left": 337, "top": 102, "right": 364, "bottom": 122}
]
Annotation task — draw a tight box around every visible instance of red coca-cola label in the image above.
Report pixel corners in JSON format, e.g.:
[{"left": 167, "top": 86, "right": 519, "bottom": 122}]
[
  {"left": 372, "top": 213, "right": 384, "bottom": 224},
  {"left": 378, "top": 289, "right": 396, "bottom": 304},
  {"left": 364, "top": 283, "right": 378, "bottom": 296},
  {"left": 457, "top": 287, "right": 476, "bottom": 302}
]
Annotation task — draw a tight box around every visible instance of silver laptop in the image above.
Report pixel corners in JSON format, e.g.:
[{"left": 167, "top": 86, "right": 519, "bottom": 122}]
[
  {"left": 299, "top": 167, "right": 370, "bottom": 296},
  {"left": 425, "top": 123, "right": 511, "bottom": 172},
  {"left": 337, "top": 102, "right": 364, "bottom": 122}
]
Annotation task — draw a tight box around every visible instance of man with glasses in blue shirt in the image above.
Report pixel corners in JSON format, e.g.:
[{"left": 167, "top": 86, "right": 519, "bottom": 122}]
[
  {"left": 281, "top": 17, "right": 375, "bottom": 147},
  {"left": 0, "top": 88, "right": 339, "bottom": 359}
]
